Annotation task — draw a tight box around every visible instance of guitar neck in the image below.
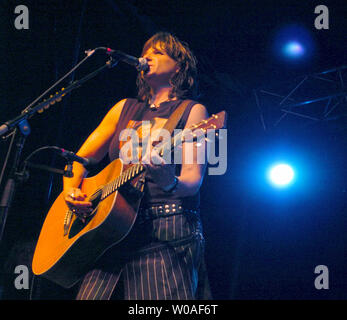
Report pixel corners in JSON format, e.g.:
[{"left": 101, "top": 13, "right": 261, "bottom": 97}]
[
  {"left": 99, "top": 163, "right": 145, "bottom": 201},
  {"left": 154, "top": 115, "right": 220, "bottom": 157}
]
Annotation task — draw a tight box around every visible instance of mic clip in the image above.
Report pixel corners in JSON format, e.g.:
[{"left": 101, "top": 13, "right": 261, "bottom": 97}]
[{"left": 63, "top": 162, "right": 74, "bottom": 178}]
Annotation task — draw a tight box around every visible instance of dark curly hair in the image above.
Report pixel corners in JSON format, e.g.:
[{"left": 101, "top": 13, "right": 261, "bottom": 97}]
[{"left": 136, "top": 32, "right": 198, "bottom": 103}]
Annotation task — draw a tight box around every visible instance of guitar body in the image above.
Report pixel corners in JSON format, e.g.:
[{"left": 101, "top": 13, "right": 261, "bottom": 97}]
[{"left": 32, "top": 158, "right": 144, "bottom": 288}]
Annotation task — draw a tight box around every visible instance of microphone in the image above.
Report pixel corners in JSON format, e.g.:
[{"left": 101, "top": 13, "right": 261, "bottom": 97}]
[
  {"left": 52, "top": 147, "right": 98, "bottom": 169},
  {"left": 104, "top": 48, "right": 149, "bottom": 72}
]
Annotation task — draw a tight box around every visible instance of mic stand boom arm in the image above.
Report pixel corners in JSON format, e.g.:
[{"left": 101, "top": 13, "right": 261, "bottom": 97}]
[
  {"left": 0, "top": 53, "right": 120, "bottom": 245},
  {"left": 0, "top": 55, "right": 118, "bottom": 137}
]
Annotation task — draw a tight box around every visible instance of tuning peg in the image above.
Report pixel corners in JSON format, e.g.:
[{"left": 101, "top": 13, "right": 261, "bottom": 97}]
[
  {"left": 56, "top": 88, "right": 66, "bottom": 102},
  {"left": 38, "top": 99, "right": 49, "bottom": 113},
  {"left": 49, "top": 94, "right": 56, "bottom": 105},
  {"left": 55, "top": 92, "right": 61, "bottom": 102}
]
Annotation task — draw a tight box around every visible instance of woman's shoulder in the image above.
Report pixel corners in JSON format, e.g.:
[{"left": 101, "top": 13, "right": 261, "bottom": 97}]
[
  {"left": 183, "top": 100, "right": 209, "bottom": 128},
  {"left": 180, "top": 99, "right": 209, "bottom": 117},
  {"left": 119, "top": 97, "right": 146, "bottom": 109},
  {"left": 180, "top": 99, "right": 207, "bottom": 112},
  {"left": 108, "top": 97, "right": 141, "bottom": 113},
  {"left": 108, "top": 97, "right": 147, "bottom": 124}
]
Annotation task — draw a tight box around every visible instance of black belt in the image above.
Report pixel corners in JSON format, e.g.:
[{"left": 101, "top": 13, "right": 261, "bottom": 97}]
[{"left": 139, "top": 203, "right": 198, "bottom": 221}]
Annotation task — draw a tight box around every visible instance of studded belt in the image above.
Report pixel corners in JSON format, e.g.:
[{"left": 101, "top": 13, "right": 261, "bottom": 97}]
[{"left": 139, "top": 203, "right": 198, "bottom": 221}]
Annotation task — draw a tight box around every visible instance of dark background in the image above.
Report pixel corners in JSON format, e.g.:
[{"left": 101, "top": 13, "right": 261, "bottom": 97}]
[{"left": 0, "top": 0, "right": 346, "bottom": 299}]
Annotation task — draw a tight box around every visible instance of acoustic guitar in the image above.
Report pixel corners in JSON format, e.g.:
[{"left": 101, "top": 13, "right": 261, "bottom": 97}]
[{"left": 32, "top": 111, "right": 226, "bottom": 288}]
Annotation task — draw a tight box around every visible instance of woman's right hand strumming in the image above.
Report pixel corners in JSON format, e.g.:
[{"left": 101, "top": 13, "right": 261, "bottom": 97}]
[
  {"left": 64, "top": 187, "right": 93, "bottom": 222},
  {"left": 62, "top": 100, "right": 125, "bottom": 221}
]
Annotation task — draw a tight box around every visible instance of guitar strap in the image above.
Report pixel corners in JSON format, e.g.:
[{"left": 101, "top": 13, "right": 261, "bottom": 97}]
[{"left": 161, "top": 99, "right": 193, "bottom": 135}]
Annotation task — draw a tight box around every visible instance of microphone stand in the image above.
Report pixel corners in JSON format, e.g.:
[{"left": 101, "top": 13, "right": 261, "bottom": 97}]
[
  {"left": 0, "top": 127, "right": 29, "bottom": 245},
  {"left": 0, "top": 52, "right": 119, "bottom": 245}
]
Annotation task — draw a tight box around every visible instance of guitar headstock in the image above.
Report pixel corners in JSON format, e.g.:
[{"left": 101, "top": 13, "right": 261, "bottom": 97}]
[
  {"left": 189, "top": 110, "right": 227, "bottom": 132},
  {"left": 157, "top": 110, "right": 227, "bottom": 153},
  {"left": 178, "top": 110, "right": 227, "bottom": 143}
]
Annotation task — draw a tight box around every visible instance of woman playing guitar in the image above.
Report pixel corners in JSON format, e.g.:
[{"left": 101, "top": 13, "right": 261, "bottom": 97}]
[{"left": 62, "top": 31, "right": 211, "bottom": 300}]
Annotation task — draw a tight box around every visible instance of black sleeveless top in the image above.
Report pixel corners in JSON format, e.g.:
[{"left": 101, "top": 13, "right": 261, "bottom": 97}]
[{"left": 108, "top": 98, "right": 200, "bottom": 209}]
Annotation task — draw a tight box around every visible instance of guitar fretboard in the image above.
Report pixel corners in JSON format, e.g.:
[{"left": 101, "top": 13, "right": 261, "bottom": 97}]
[{"left": 100, "top": 163, "right": 145, "bottom": 200}]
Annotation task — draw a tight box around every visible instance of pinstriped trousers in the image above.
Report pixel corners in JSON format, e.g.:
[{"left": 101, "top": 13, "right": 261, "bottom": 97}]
[{"left": 76, "top": 211, "right": 209, "bottom": 300}]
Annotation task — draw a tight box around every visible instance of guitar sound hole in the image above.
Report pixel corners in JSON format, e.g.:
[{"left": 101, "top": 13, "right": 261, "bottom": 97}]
[
  {"left": 68, "top": 214, "right": 94, "bottom": 239},
  {"left": 68, "top": 190, "right": 102, "bottom": 239}
]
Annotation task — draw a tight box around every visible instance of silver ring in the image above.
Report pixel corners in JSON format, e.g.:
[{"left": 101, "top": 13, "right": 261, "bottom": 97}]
[{"left": 70, "top": 193, "right": 75, "bottom": 200}]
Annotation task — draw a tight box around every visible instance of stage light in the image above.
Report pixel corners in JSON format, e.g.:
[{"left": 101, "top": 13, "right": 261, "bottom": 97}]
[
  {"left": 268, "top": 164, "right": 295, "bottom": 187},
  {"left": 271, "top": 24, "right": 315, "bottom": 63},
  {"left": 283, "top": 41, "right": 305, "bottom": 58}
]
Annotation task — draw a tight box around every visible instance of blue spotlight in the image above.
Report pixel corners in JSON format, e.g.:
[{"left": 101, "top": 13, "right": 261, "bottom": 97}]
[
  {"left": 268, "top": 164, "right": 295, "bottom": 187},
  {"left": 271, "top": 24, "right": 315, "bottom": 63},
  {"left": 283, "top": 41, "right": 305, "bottom": 58}
]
